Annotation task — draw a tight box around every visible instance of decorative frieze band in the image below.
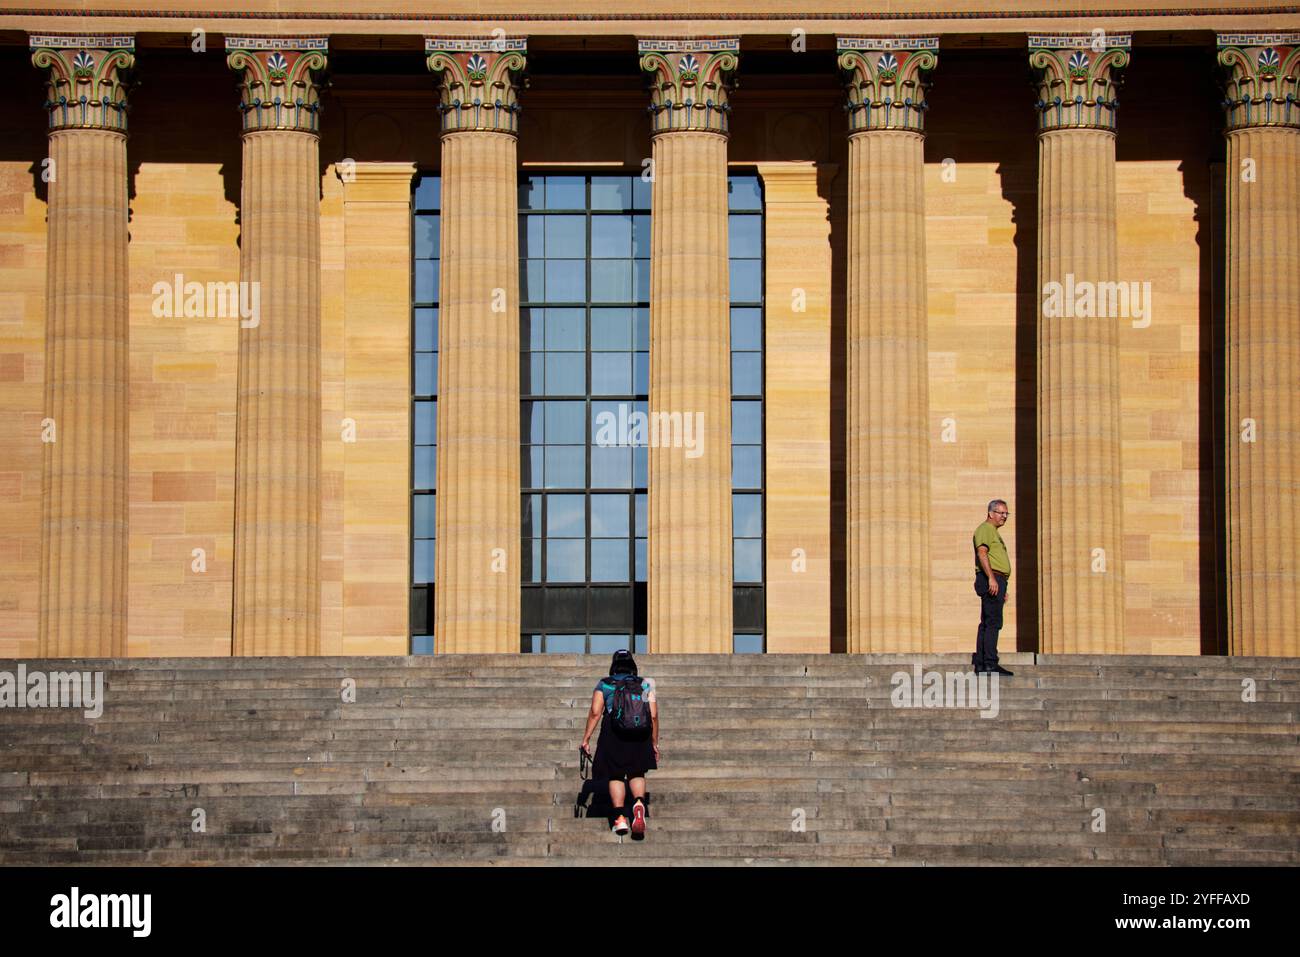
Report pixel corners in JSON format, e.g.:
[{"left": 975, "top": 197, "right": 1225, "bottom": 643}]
[
  {"left": 225, "top": 36, "right": 328, "bottom": 134},
  {"left": 30, "top": 33, "right": 135, "bottom": 133},
  {"left": 638, "top": 37, "right": 739, "bottom": 135},
  {"left": 1029, "top": 33, "right": 1131, "bottom": 133},
  {"left": 1218, "top": 32, "right": 1300, "bottom": 131},
  {"left": 837, "top": 36, "right": 939, "bottom": 134},
  {"left": 425, "top": 37, "right": 527, "bottom": 135}
]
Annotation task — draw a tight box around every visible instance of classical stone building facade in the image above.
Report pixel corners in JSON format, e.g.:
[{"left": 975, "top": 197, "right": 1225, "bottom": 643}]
[{"left": 0, "top": 3, "right": 1296, "bottom": 658}]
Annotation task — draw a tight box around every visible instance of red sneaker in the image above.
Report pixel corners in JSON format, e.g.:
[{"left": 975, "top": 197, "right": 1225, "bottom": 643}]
[{"left": 631, "top": 801, "right": 646, "bottom": 837}]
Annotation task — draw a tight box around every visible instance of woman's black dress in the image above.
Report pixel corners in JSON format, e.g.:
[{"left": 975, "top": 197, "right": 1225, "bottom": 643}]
[{"left": 591, "top": 676, "right": 657, "bottom": 781}]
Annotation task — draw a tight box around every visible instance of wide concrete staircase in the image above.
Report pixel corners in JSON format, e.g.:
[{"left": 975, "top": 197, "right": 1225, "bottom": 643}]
[{"left": 1, "top": 654, "right": 1297, "bottom": 865}]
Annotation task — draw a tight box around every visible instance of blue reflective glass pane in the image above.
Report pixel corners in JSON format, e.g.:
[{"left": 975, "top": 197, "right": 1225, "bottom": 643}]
[
  {"left": 545, "top": 633, "right": 586, "bottom": 653},
  {"left": 592, "top": 352, "right": 632, "bottom": 395},
  {"left": 733, "top": 493, "right": 762, "bottom": 538},
  {"left": 415, "top": 259, "right": 439, "bottom": 303},
  {"left": 732, "top": 353, "right": 762, "bottom": 395},
  {"left": 731, "top": 308, "right": 762, "bottom": 351},
  {"left": 591, "top": 445, "right": 631, "bottom": 488},
  {"left": 631, "top": 215, "right": 651, "bottom": 257},
  {"left": 734, "top": 538, "right": 763, "bottom": 583},
  {"left": 729, "top": 214, "right": 761, "bottom": 258},
  {"left": 521, "top": 353, "right": 544, "bottom": 395},
  {"left": 633, "top": 633, "right": 648, "bottom": 653},
  {"left": 591, "top": 308, "right": 631, "bottom": 350},
  {"left": 519, "top": 177, "right": 543, "bottom": 210},
  {"left": 634, "top": 539, "right": 647, "bottom": 582},
  {"left": 520, "top": 215, "right": 545, "bottom": 258},
  {"left": 590, "top": 400, "right": 627, "bottom": 444},
  {"left": 633, "top": 446, "right": 648, "bottom": 487},
  {"left": 545, "top": 446, "right": 585, "bottom": 488},
  {"left": 415, "top": 215, "right": 439, "bottom": 259},
  {"left": 415, "top": 400, "right": 436, "bottom": 444},
  {"left": 732, "top": 446, "right": 762, "bottom": 489},
  {"left": 633, "top": 260, "right": 651, "bottom": 301},
  {"left": 632, "top": 174, "right": 653, "bottom": 210},
  {"left": 590, "top": 634, "right": 629, "bottom": 654},
  {"left": 728, "top": 176, "right": 762, "bottom": 211},
  {"left": 521, "top": 308, "right": 544, "bottom": 350},
  {"left": 634, "top": 308, "right": 650, "bottom": 349},
  {"left": 544, "top": 353, "right": 585, "bottom": 395},
  {"left": 415, "top": 308, "right": 438, "bottom": 352},
  {"left": 591, "top": 214, "right": 632, "bottom": 257},
  {"left": 413, "top": 538, "right": 435, "bottom": 584},
  {"left": 521, "top": 445, "right": 543, "bottom": 488},
  {"left": 632, "top": 352, "right": 649, "bottom": 395},
  {"left": 732, "top": 400, "right": 761, "bottom": 444},
  {"left": 591, "top": 494, "right": 630, "bottom": 537},
  {"left": 413, "top": 495, "right": 436, "bottom": 537},
  {"left": 734, "top": 633, "right": 764, "bottom": 653},
  {"left": 521, "top": 259, "right": 545, "bottom": 302},
  {"left": 522, "top": 539, "right": 542, "bottom": 583},
  {"left": 415, "top": 353, "right": 437, "bottom": 396},
  {"left": 414, "top": 176, "right": 441, "bottom": 211},
  {"left": 591, "top": 260, "right": 633, "bottom": 302},
  {"left": 635, "top": 493, "right": 647, "bottom": 537},
  {"left": 591, "top": 176, "right": 633, "bottom": 210},
  {"left": 730, "top": 259, "right": 762, "bottom": 302},
  {"left": 546, "top": 540, "right": 585, "bottom": 583},
  {"left": 545, "top": 215, "right": 586, "bottom": 257},
  {"left": 414, "top": 446, "right": 435, "bottom": 490},
  {"left": 544, "top": 400, "right": 586, "bottom": 444},
  {"left": 521, "top": 401, "right": 543, "bottom": 443},
  {"left": 547, "top": 494, "right": 586, "bottom": 537},
  {"left": 522, "top": 494, "right": 542, "bottom": 537},
  {"left": 412, "top": 634, "right": 435, "bottom": 655},
  {"left": 591, "top": 540, "right": 629, "bottom": 582},
  {"left": 545, "top": 176, "right": 585, "bottom": 209},
  {"left": 545, "top": 260, "right": 586, "bottom": 302},
  {"left": 522, "top": 634, "right": 542, "bottom": 653},
  {"left": 545, "top": 307, "right": 584, "bottom": 350}
]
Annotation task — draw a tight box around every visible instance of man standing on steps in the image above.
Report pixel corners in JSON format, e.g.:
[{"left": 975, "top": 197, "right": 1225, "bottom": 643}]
[{"left": 973, "top": 500, "right": 1014, "bottom": 677}]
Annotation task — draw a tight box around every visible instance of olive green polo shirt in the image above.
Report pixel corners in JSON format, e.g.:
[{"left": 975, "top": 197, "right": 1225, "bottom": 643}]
[{"left": 973, "top": 520, "right": 1011, "bottom": 577}]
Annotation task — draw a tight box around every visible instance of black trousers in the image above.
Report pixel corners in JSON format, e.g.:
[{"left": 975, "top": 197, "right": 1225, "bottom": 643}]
[{"left": 973, "top": 570, "right": 1009, "bottom": 668}]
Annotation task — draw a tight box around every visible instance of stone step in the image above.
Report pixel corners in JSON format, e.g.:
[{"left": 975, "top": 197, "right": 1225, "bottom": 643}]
[{"left": 3, "top": 654, "right": 1297, "bottom": 865}]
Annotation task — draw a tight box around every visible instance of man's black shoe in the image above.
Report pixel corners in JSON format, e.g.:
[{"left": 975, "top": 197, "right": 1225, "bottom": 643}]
[{"left": 992, "top": 665, "right": 1014, "bottom": 677}]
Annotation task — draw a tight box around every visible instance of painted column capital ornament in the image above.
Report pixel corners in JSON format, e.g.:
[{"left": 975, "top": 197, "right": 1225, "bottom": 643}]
[
  {"left": 225, "top": 37, "right": 328, "bottom": 135},
  {"left": 30, "top": 34, "right": 135, "bottom": 133},
  {"left": 1029, "top": 33, "right": 1131, "bottom": 133},
  {"left": 638, "top": 37, "right": 739, "bottom": 136},
  {"left": 425, "top": 37, "right": 527, "bottom": 135},
  {"left": 836, "top": 37, "right": 938, "bottom": 134},
  {"left": 1217, "top": 33, "right": 1300, "bottom": 131}
]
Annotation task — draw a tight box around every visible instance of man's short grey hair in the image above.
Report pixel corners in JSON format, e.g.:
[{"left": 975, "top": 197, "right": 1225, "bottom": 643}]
[{"left": 988, "top": 499, "right": 1007, "bottom": 514}]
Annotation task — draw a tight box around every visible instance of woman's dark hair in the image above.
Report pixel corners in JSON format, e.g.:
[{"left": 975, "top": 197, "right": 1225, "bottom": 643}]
[{"left": 609, "top": 649, "right": 638, "bottom": 676}]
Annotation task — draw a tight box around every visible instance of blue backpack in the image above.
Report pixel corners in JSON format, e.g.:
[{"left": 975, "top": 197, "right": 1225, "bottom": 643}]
[{"left": 606, "top": 675, "right": 650, "bottom": 733}]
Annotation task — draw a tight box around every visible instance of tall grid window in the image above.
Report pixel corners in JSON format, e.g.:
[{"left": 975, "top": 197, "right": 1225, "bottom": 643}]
[
  {"left": 410, "top": 176, "right": 440, "bottom": 654},
  {"left": 411, "top": 171, "right": 763, "bottom": 654},
  {"left": 520, "top": 174, "right": 651, "bottom": 654},
  {"left": 729, "top": 175, "right": 766, "bottom": 653}
]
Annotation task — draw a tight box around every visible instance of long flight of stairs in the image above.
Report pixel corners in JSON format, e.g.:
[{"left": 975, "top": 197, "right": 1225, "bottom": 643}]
[{"left": 1, "top": 654, "right": 1297, "bottom": 865}]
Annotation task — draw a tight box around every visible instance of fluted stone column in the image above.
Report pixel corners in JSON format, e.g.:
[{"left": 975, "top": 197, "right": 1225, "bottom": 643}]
[
  {"left": 425, "top": 38, "right": 526, "bottom": 653},
  {"left": 1218, "top": 33, "right": 1300, "bottom": 657},
  {"left": 226, "top": 37, "right": 328, "bottom": 655},
  {"left": 638, "top": 39, "right": 737, "bottom": 652},
  {"left": 838, "top": 38, "right": 938, "bottom": 652},
  {"left": 30, "top": 35, "right": 135, "bottom": 657},
  {"left": 1029, "top": 34, "right": 1130, "bottom": 652}
]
